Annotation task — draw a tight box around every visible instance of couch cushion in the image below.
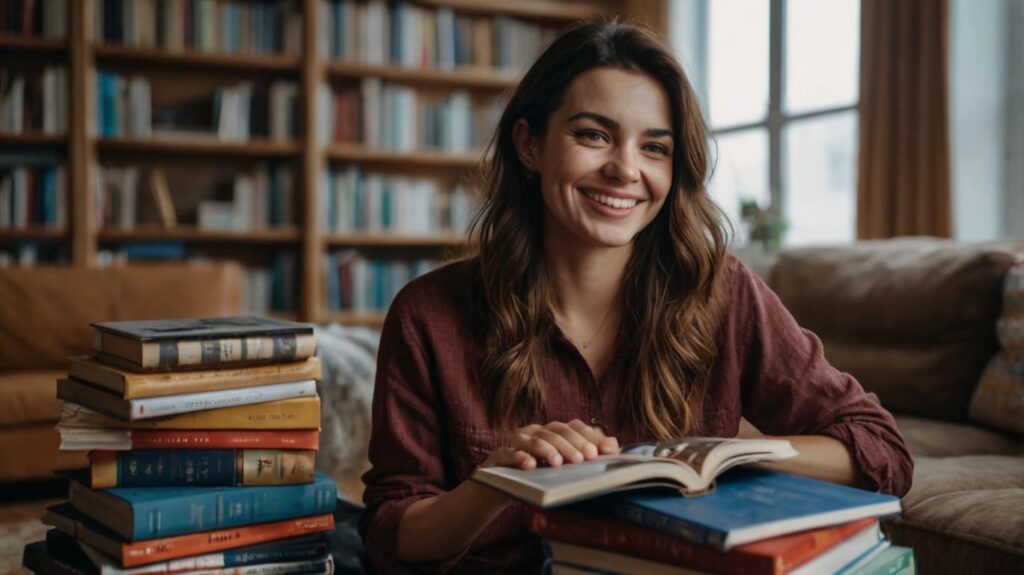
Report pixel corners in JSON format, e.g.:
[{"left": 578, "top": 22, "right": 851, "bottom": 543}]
[
  {"left": 894, "top": 414, "right": 1021, "bottom": 458},
  {"left": 0, "top": 424, "right": 87, "bottom": 481},
  {"left": 0, "top": 370, "right": 65, "bottom": 426},
  {"left": 970, "top": 261, "right": 1024, "bottom": 433},
  {"left": 885, "top": 454, "right": 1024, "bottom": 571},
  {"left": 0, "top": 262, "right": 242, "bottom": 370},
  {"left": 768, "top": 238, "right": 1024, "bottom": 419}
]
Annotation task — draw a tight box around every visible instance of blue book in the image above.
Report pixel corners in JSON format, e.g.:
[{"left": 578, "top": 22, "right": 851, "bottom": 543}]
[
  {"left": 66, "top": 470, "right": 337, "bottom": 541},
  {"left": 603, "top": 468, "right": 901, "bottom": 550},
  {"left": 122, "top": 242, "right": 185, "bottom": 260},
  {"left": 848, "top": 545, "right": 916, "bottom": 575}
]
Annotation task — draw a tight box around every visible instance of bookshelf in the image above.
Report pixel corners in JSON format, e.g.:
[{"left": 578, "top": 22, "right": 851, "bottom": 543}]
[{"left": 0, "top": 0, "right": 665, "bottom": 325}]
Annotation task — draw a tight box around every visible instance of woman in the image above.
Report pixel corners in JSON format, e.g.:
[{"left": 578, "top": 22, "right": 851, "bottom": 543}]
[{"left": 360, "top": 21, "right": 912, "bottom": 574}]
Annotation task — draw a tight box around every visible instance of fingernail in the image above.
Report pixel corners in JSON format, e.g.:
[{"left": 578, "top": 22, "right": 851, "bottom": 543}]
[
  {"left": 583, "top": 444, "right": 598, "bottom": 458},
  {"left": 568, "top": 450, "right": 583, "bottom": 463},
  {"left": 550, "top": 454, "right": 563, "bottom": 466}
]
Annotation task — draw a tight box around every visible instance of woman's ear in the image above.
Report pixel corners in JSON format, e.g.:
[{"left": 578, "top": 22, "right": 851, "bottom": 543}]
[{"left": 512, "top": 119, "right": 540, "bottom": 172}]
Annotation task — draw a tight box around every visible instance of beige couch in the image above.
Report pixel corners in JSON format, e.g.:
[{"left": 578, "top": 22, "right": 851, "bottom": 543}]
[
  {"left": 764, "top": 238, "right": 1024, "bottom": 574},
  {"left": 0, "top": 262, "right": 243, "bottom": 482}
]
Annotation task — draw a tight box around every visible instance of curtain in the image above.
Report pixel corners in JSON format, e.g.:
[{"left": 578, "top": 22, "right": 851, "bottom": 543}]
[{"left": 857, "top": 0, "right": 952, "bottom": 238}]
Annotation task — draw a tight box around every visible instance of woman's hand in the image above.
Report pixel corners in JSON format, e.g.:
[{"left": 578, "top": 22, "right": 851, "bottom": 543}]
[{"left": 479, "top": 419, "right": 620, "bottom": 470}]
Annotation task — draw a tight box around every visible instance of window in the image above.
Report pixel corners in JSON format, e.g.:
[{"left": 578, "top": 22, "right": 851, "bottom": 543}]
[{"left": 671, "top": 0, "right": 861, "bottom": 246}]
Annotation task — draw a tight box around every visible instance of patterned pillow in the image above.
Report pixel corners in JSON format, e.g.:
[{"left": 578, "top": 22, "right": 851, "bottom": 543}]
[{"left": 969, "top": 261, "right": 1024, "bottom": 434}]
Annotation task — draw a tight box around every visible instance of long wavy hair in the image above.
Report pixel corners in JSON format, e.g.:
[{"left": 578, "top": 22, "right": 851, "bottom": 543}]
[{"left": 470, "top": 21, "right": 730, "bottom": 440}]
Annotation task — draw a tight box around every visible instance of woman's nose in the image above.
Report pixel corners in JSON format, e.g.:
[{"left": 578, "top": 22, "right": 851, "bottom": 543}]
[{"left": 603, "top": 147, "right": 640, "bottom": 183}]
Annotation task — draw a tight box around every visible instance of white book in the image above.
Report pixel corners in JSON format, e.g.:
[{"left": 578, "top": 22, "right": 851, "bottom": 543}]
[
  {"left": 236, "top": 82, "right": 253, "bottom": 141},
  {"left": 118, "top": 168, "right": 138, "bottom": 229},
  {"left": 0, "top": 177, "right": 11, "bottom": 228},
  {"left": 13, "top": 169, "right": 27, "bottom": 227},
  {"left": 436, "top": 7, "right": 455, "bottom": 70},
  {"left": 129, "top": 76, "right": 151, "bottom": 137},
  {"left": 43, "top": 67, "right": 57, "bottom": 133},
  {"left": 10, "top": 76, "right": 25, "bottom": 133},
  {"left": 57, "top": 378, "right": 318, "bottom": 420}
]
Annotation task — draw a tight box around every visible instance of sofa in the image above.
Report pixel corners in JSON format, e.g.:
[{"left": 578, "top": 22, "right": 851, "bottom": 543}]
[
  {"left": 0, "top": 262, "right": 243, "bottom": 483},
  {"left": 762, "top": 238, "right": 1024, "bottom": 574}
]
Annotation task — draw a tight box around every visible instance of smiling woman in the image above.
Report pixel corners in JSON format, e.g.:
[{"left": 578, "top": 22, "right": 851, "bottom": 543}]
[{"left": 358, "top": 20, "right": 913, "bottom": 575}]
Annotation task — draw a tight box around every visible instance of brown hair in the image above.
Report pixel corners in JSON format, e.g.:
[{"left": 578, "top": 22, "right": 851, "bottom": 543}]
[{"left": 470, "top": 20, "right": 729, "bottom": 440}]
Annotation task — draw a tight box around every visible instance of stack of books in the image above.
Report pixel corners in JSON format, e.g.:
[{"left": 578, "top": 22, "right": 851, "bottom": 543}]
[
  {"left": 23, "top": 315, "right": 338, "bottom": 574},
  {"left": 474, "top": 438, "right": 916, "bottom": 575}
]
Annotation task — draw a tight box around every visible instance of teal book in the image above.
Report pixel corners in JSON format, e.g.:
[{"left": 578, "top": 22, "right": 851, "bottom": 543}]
[
  {"left": 66, "top": 470, "right": 337, "bottom": 541},
  {"left": 848, "top": 545, "right": 916, "bottom": 575},
  {"left": 604, "top": 468, "right": 901, "bottom": 550}
]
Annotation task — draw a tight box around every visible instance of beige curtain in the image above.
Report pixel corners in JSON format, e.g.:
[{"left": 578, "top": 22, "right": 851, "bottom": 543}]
[{"left": 857, "top": 0, "right": 952, "bottom": 239}]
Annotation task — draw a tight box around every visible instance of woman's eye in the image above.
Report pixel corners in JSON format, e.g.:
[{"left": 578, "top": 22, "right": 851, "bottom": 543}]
[
  {"left": 575, "top": 129, "right": 608, "bottom": 143},
  {"left": 643, "top": 143, "right": 671, "bottom": 156}
]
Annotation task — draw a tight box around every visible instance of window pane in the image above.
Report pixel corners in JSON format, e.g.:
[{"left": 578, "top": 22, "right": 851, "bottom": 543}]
[
  {"left": 709, "top": 0, "right": 770, "bottom": 128},
  {"left": 709, "top": 128, "right": 770, "bottom": 239},
  {"left": 785, "top": 0, "right": 860, "bottom": 114},
  {"left": 783, "top": 111, "right": 858, "bottom": 245}
]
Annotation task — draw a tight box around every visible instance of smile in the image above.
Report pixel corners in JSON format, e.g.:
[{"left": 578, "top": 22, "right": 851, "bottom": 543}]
[{"left": 580, "top": 189, "right": 639, "bottom": 209}]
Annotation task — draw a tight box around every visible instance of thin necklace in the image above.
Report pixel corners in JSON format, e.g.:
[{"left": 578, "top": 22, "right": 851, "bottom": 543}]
[{"left": 555, "top": 305, "right": 616, "bottom": 350}]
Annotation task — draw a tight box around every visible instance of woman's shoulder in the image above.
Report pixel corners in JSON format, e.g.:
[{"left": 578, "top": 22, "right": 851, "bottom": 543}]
[{"left": 386, "top": 257, "right": 483, "bottom": 329}]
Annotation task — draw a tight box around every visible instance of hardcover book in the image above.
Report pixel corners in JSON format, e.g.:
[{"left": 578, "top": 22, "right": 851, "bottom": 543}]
[
  {"left": 91, "top": 315, "right": 317, "bottom": 371},
  {"left": 65, "top": 470, "right": 338, "bottom": 540},
  {"left": 57, "top": 397, "right": 322, "bottom": 431},
  {"left": 530, "top": 508, "right": 878, "bottom": 575},
  {"left": 56, "top": 377, "right": 318, "bottom": 420},
  {"left": 60, "top": 428, "right": 321, "bottom": 452},
  {"left": 89, "top": 449, "right": 317, "bottom": 488},
  {"left": 67, "top": 355, "right": 322, "bottom": 399},
  {"left": 604, "top": 468, "right": 901, "bottom": 550},
  {"left": 471, "top": 438, "right": 798, "bottom": 506},
  {"left": 43, "top": 504, "right": 335, "bottom": 568}
]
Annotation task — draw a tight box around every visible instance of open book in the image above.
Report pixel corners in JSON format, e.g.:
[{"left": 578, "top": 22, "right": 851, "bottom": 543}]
[{"left": 471, "top": 437, "right": 798, "bottom": 507}]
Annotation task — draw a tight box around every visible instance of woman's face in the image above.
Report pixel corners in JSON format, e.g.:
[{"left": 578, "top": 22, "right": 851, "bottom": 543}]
[{"left": 516, "top": 66, "right": 675, "bottom": 250}]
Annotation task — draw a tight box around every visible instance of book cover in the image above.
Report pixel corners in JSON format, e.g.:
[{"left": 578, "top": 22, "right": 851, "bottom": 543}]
[
  {"left": 66, "top": 470, "right": 337, "bottom": 541},
  {"left": 61, "top": 428, "right": 321, "bottom": 452},
  {"left": 57, "top": 397, "right": 322, "bottom": 431},
  {"left": 472, "top": 437, "right": 798, "bottom": 506},
  {"left": 91, "top": 315, "right": 317, "bottom": 371},
  {"left": 605, "top": 468, "right": 901, "bottom": 549},
  {"left": 848, "top": 545, "right": 915, "bottom": 575},
  {"left": 90, "top": 449, "right": 316, "bottom": 488},
  {"left": 68, "top": 355, "right": 322, "bottom": 399},
  {"left": 530, "top": 507, "right": 878, "bottom": 575},
  {"left": 56, "top": 377, "right": 318, "bottom": 420},
  {"left": 44, "top": 504, "right": 335, "bottom": 568}
]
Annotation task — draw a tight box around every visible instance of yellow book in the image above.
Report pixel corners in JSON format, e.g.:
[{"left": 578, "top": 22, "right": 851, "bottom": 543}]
[
  {"left": 69, "top": 356, "right": 322, "bottom": 399},
  {"left": 57, "top": 397, "right": 321, "bottom": 430}
]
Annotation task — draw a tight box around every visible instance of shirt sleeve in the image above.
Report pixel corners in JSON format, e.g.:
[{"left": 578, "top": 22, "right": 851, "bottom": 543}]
[
  {"left": 731, "top": 260, "right": 914, "bottom": 496},
  {"left": 358, "top": 293, "right": 467, "bottom": 574}
]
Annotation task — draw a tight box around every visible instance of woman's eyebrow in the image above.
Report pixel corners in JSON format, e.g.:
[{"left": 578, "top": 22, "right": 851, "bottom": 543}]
[{"left": 567, "top": 112, "right": 672, "bottom": 139}]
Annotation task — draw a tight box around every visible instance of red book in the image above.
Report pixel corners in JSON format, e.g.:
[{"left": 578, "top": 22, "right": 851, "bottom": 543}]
[
  {"left": 23, "top": 0, "right": 37, "bottom": 35},
  {"left": 125, "top": 428, "right": 320, "bottom": 450},
  {"left": 530, "top": 509, "right": 876, "bottom": 575}
]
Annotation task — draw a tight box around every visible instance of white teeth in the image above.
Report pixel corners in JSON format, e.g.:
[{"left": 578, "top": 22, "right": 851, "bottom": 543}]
[{"left": 582, "top": 189, "right": 638, "bottom": 209}]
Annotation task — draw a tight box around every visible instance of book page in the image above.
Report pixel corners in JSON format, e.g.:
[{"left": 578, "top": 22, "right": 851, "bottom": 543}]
[{"left": 622, "top": 438, "right": 735, "bottom": 476}]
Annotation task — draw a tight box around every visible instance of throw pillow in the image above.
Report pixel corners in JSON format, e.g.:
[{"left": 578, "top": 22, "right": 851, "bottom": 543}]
[{"left": 969, "top": 261, "right": 1024, "bottom": 434}]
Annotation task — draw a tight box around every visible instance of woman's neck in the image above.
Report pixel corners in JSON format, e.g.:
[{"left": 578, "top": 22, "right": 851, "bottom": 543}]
[{"left": 543, "top": 230, "right": 631, "bottom": 322}]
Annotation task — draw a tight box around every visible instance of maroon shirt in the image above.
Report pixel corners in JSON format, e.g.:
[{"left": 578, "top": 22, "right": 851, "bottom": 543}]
[{"left": 360, "top": 256, "right": 913, "bottom": 574}]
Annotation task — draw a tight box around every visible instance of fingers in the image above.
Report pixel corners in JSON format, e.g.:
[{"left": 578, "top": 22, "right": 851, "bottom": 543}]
[
  {"left": 567, "top": 419, "right": 619, "bottom": 455},
  {"left": 481, "top": 447, "right": 537, "bottom": 470},
  {"left": 510, "top": 420, "right": 620, "bottom": 467}
]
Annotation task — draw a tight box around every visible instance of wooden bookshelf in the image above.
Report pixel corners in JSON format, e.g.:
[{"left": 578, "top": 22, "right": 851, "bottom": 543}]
[{"left": 1, "top": 0, "right": 658, "bottom": 323}]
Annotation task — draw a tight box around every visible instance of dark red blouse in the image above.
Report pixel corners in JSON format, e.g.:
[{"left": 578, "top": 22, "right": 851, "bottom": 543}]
[{"left": 359, "top": 256, "right": 913, "bottom": 574}]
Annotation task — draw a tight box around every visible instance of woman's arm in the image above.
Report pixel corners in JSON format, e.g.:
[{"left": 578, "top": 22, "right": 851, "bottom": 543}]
[{"left": 737, "top": 420, "right": 856, "bottom": 485}]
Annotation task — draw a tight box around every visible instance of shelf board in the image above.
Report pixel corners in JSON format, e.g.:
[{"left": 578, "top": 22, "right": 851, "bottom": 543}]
[
  {"left": 326, "top": 145, "right": 483, "bottom": 169},
  {"left": 415, "top": 0, "right": 601, "bottom": 21},
  {"left": 325, "top": 62, "right": 520, "bottom": 90},
  {"left": 95, "top": 138, "right": 303, "bottom": 158},
  {"left": 98, "top": 227, "right": 302, "bottom": 243},
  {"left": 325, "top": 233, "right": 469, "bottom": 247},
  {"left": 93, "top": 44, "right": 302, "bottom": 72},
  {"left": 0, "top": 132, "right": 67, "bottom": 147},
  {"left": 0, "top": 228, "right": 67, "bottom": 241},
  {"left": 319, "top": 311, "right": 386, "bottom": 328},
  {"left": 0, "top": 34, "right": 67, "bottom": 54}
]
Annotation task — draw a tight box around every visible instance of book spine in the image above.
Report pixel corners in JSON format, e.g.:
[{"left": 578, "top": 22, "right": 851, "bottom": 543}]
[
  {"left": 122, "top": 358, "right": 322, "bottom": 399},
  {"left": 127, "top": 379, "right": 317, "bottom": 419},
  {"left": 128, "top": 475, "right": 337, "bottom": 539},
  {"left": 607, "top": 501, "right": 722, "bottom": 548},
  {"left": 120, "top": 514, "right": 334, "bottom": 568},
  {"left": 135, "top": 397, "right": 321, "bottom": 430},
  {"left": 92, "top": 448, "right": 317, "bottom": 488},
  {"left": 136, "top": 333, "right": 317, "bottom": 370},
  {"left": 129, "top": 429, "right": 320, "bottom": 450},
  {"left": 530, "top": 510, "right": 774, "bottom": 575}
]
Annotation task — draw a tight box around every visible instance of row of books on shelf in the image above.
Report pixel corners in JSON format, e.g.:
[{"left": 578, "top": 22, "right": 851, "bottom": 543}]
[
  {"left": 318, "top": 0, "right": 560, "bottom": 70},
  {"left": 1, "top": 0, "right": 66, "bottom": 38},
  {"left": 0, "top": 164, "right": 67, "bottom": 228},
  {"left": 95, "top": 0, "right": 303, "bottom": 55},
  {"left": 0, "top": 241, "right": 64, "bottom": 266},
  {"left": 96, "top": 71, "right": 299, "bottom": 141},
  {"left": 320, "top": 78, "right": 502, "bottom": 151},
  {"left": 22, "top": 315, "right": 340, "bottom": 573},
  {"left": 321, "top": 165, "right": 474, "bottom": 234},
  {"left": 96, "top": 164, "right": 295, "bottom": 231},
  {"left": 324, "top": 250, "right": 434, "bottom": 312},
  {"left": 473, "top": 440, "right": 916, "bottom": 575},
  {"left": 0, "top": 66, "right": 68, "bottom": 135}
]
